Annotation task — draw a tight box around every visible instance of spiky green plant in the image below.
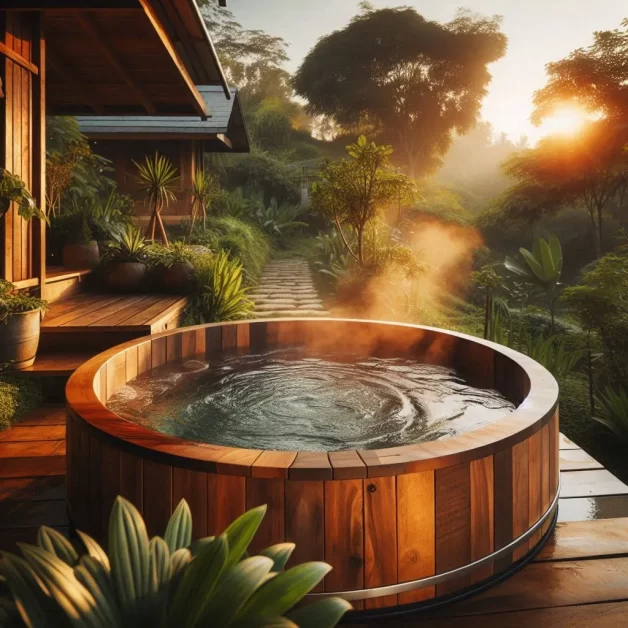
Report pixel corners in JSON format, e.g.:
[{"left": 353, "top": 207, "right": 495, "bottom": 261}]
[
  {"left": 0, "top": 280, "right": 47, "bottom": 325},
  {"left": 104, "top": 225, "right": 147, "bottom": 264},
  {"left": 593, "top": 386, "right": 628, "bottom": 443},
  {"left": 133, "top": 153, "right": 179, "bottom": 245},
  {"left": 252, "top": 198, "right": 307, "bottom": 237},
  {"left": 0, "top": 497, "right": 351, "bottom": 627},
  {"left": 190, "top": 170, "right": 219, "bottom": 234},
  {"left": 187, "top": 250, "right": 253, "bottom": 323},
  {"left": 505, "top": 235, "right": 563, "bottom": 333},
  {"left": 524, "top": 334, "right": 582, "bottom": 380}
]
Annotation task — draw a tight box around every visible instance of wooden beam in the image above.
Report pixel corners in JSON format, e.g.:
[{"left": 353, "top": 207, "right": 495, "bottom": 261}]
[
  {"left": 0, "top": 41, "right": 39, "bottom": 75},
  {"left": 216, "top": 133, "right": 232, "bottom": 150},
  {"left": 32, "top": 13, "right": 47, "bottom": 299},
  {"left": 46, "top": 43, "right": 104, "bottom": 115},
  {"left": 137, "top": 0, "right": 209, "bottom": 119},
  {"left": 75, "top": 12, "right": 157, "bottom": 115}
]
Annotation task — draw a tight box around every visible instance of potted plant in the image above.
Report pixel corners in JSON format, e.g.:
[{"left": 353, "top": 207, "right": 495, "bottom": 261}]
[
  {"left": 103, "top": 225, "right": 148, "bottom": 292},
  {"left": 61, "top": 209, "right": 100, "bottom": 269},
  {"left": 133, "top": 152, "right": 179, "bottom": 246},
  {"left": 153, "top": 241, "right": 196, "bottom": 294},
  {"left": 0, "top": 280, "right": 47, "bottom": 370}
]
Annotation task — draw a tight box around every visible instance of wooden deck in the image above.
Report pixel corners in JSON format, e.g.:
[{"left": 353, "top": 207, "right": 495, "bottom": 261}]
[
  {"left": 1, "top": 410, "right": 628, "bottom": 625},
  {"left": 23, "top": 293, "right": 188, "bottom": 376}
]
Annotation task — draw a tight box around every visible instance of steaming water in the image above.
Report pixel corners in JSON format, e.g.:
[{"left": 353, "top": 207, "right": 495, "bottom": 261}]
[{"left": 108, "top": 348, "right": 516, "bottom": 452}]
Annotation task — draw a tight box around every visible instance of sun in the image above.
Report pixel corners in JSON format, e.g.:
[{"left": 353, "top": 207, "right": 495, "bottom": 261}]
[{"left": 539, "top": 106, "right": 589, "bottom": 137}]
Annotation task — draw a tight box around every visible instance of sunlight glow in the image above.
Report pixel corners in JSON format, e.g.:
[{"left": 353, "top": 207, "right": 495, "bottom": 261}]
[{"left": 539, "top": 106, "right": 589, "bottom": 138}]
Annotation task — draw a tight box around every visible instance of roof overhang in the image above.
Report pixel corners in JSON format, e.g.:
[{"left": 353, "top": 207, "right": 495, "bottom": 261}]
[
  {"left": 4, "top": 0, "right": 230, "bottom": 117},
  {"left": 76, "top": 87, "right": 250, "bottom": 152}
]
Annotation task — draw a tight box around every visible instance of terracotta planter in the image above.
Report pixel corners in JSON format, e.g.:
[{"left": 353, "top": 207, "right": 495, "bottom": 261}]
[
  {"left": 105, "top": 262, "right": 147, "bottom": 293},
  {"left": 62, "top": 241, "right": 100, "bottom": 269},
  {"left": 0, "top": 309, "right": 41, "bottom": 369},
  {"left": 160, "top": 262, "right": 194, "bottom": 294}
]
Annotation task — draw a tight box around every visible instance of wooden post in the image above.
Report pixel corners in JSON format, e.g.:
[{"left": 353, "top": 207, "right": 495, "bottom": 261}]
[{"left": 31, "top": 12, "right": 46, "bottom": 299}]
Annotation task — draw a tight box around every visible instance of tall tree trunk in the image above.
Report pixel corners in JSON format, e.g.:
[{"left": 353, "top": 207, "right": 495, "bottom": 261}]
[
  {"left": 357, "top": 226, "right": 365, "bottom": 266},
  {"left": 587, "top": 206, "right": 600, "bottom": 259}
]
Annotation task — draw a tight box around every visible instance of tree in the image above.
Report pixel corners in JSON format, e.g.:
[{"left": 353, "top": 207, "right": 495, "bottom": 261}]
[
  {"left": 501, "top": 121, "right": 625, "bottom": 258},
  {"left": 294, "top": 7, "right": 507, "bottom": 178},
  {"left": 311, "top": 136, "right": 414, "bottom": 266},
  {"left": 505, "top": 235, "right": 563, "bottom": 333},
  {"left": 189, "top": 170, "right": 220, "bottom": 234}
]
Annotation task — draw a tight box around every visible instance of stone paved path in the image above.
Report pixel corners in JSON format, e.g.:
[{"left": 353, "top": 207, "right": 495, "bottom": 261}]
[{"left": 250, "top": 259, "right": 329, "bottom": 318}]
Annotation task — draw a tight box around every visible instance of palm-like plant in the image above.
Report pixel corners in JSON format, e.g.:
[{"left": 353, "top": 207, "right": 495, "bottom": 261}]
[
  {"left": 189, "top": 170, "right": 219, "bottom": 235},
  {"left": 104, "top": 225, "right": 147, "bottom": 264},
  {"left": 505, "top": 235, "right": 563, "bottom": 333},
  {"left": 524, "top": 334, "right": 582, "bottom": 380},
  {"left": 593, "top": 386, "right": 628, "bottom": 444},
  {"left": 252, "top": 198, "right": 307, "bottom": 237},
  {"left": 133, "top": 153, "right": 179, "bottom": 246},
  {"left": 0, "top": 497, "right": 350, "bottom": 627},
  {"left": 189, "top": 251, "right": 253, "bottom": 322}
]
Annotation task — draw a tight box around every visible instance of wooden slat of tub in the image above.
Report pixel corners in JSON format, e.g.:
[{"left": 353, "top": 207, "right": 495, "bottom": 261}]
[
  {"left": 119, "top": 451, "right": 143, "bottom": 514},
  {"left": 137, "top": 342, "right": 152, "bottom": 376},
  {"left": 113, "top": 352, "right": 126, "bottom": 392},
  {"left": 167, "top": 333, "right": 182, "bottom": 362},
  {"left": 76, "top": 426, "right": 90, "bottom": 530},
  {"left": 435, "top": 462, "right": 471, "bottom": 596},
  {"left": 251, "top": 451, "right": 297, "bottom": 479},
  {"left": 512, "top": 439, "right": 530, "bottom": 561},
  {"left": 88, "top": 435, "right": 102, "bottom": 539},
  {"left": 172, "top": 468, "right": 208, "bottom": 539},
  {"left": 456, "top": 340, "right": 494, "bottom": 389},
  {"left": 250, "top": 321, "right": 267, "bottom": 350},
  {"left": 551, "top": 412, "right": 560, "bottom": 498},
  {"left": 142, "top": 460, "right": 172, "bottom": 537},
  {"left": 100, "top": 441, "right": 121, "bottom": 536},
  {"left": 324, "top": 479, "right": 364, "bottom": 608},
  {"left": 151, "top": 337, "right": 167, "bottom": 369},
  {"left": 125, "top": 346, "right": 138, "bottom": 383},
  {"left": 237, "top": 322, "right": 250, "bottom": 348},
  {"left": 246, "top": 477, "right": 285, "bottom": 553},
  {"left": 329, "top": 450, "right": 367, "bottom": 480},
  {"left": 528, "top": 430, "right": 543, "bottom": 547},
  {"left": 397, "top": 471, "right": 435, "bottom": 604},
  {"left": 105, "top": 360, "right": 115, "bottom": 401},
  {"left": 206, "top": 326, "right": 222, "bottom": 354},
  {"left": 195, "top": 328, "right": 206, "bottom": 354},
  {"left": 181, "top": 330, "right": 196, "bottom": 359},
  {"left": 266, "top": 321, "right": 281, "bottom": 346},
  {"left": 541, "top": 423, "right": 551, "bottom": 537},
  {"left": 208, "top": 474, "right": 245, "bottom": 534},
  {"left": 289, "top": 452, "right": 332, "bottom": 480},
  {"left": 221, "top": 324, "right": 237, "bottom": 350},
  {"left": 285, "top": 480, "right": 325, "bottom": 591},
  {"left": 470, "top": 456, "right": 494, "bottom": 583},
  {"left": 364, "top": 476, "right": 398, "bottom": 609}
]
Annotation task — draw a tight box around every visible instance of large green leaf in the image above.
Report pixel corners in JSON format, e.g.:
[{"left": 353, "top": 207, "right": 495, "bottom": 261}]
[
  {"left": 236, "top": 562, "right": 331, "bottom": 620},
  {"left": 149, "top": 537, "right": 171, "bottom": 589},
  {"left": 164, "top": 500, "right": 192, "bottom": 553},
  {"left": 537, "top": 238, "right": 557, "bottom": 281},
  {"left": 504, "top": 255, "right": 532, "bottom": 279},
  {"left": 286, "top": 597, "right": 352, "bottom": 628},
  {"left": 519, "top": 247, "right": 547, "bottom": 282},
  {"left": 108, "top": 497, "right": 151, "bottom": 614},
  {"left": 223, "top": 505, "right": 267, "bottom": 569},
  {"left": 168, "top": 534, "right": 228, "bottom": 627},
  {"left": 195, "top": 556, "right": 274, "bottom": 627},
  {"left": 548, "top": 234, "right": 563, "bottom": 275},
  {"left": 37, "top": 528, "right": 78, "bottom": 567},
  {"left": 19, "top": 543, "right": 110, "bottom": 627},
  {"left": 259, "top": 543, "right": 295, "bottom": 573},
  {"left": 73, "top": 556, "right": 122, "bottom": 627},
  {"left": 76, "top": 531, "right": 110, "bottom": 572},
  {"left": 233, "top": 618, "right": 297, "bottom": 628}
]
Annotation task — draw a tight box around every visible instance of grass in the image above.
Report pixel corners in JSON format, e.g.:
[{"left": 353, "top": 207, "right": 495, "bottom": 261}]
[{"left": 0, "top": 375, "right": 44, "bottom": 432}]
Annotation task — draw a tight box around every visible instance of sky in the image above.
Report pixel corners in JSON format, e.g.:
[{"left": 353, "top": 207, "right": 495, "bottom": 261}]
[{"left": 226, "top": 0, "right": 626, "bottom": 143}]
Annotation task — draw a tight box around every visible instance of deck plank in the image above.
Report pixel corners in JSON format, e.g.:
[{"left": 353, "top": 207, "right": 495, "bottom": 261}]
[
  {"left": 63, "top": 295, "right": 148, "bottom": 327},
  {"left": 0, "top": 476, "right": 66, "bottom": 502},
  {"left": 560, "top": 470, "right": 628, "bottom": 498},
  {"left": 89, "top": 295, "right": 163, "bottom": 327},
  {"left": 43, "top": 295, "right": 126, "bottom": 327},
  {"left": 558, "top": 495, "right": 628, "bottom": 522},
  {"left": 13, "top": 405, "right": 65, "bottom": 426},
  {"left": 21, "top": 353, "right": 93, "bottom": 376},
  {"left": 121, "top": 296, "right": 181, "bottom": 327}
]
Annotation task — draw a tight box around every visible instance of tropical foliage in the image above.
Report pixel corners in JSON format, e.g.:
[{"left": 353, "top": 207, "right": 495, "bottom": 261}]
[
  {"left": 0, "top": 496, "right": 351, "bottom": 627},
  {"left": 103, "top": 226, "right": 148, "bottom": 265},
  {"left": 0, "top": 169, "right": 47, "bottom": 223},
  {"left": 0, "top": 280, "right": 47, "bottom": 325}
]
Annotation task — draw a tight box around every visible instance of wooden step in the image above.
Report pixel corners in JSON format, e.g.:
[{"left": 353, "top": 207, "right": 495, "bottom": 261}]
[{"left": 20, "top": 352, "right": 93, "bottom": 376}]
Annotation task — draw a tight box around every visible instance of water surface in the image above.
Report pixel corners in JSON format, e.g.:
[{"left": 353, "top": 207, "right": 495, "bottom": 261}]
[{"left": 108, "top": 348, "right": 515, "bottom": 452}]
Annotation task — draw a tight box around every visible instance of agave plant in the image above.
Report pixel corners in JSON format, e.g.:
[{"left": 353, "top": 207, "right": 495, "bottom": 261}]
[
  {"left": 505, "top": 235, "right": 563, "bottom": 333},
  {"left": 189, "top": 170, "right": 219, "bottom": 235},
  {"left": 91, "top": 189, "right": 134, "bottom": 241},
  {"left": 104, "top": 225, "right": 147, "bottom": 264},
  {"left": 593, "top": 386, "right": 628, "bottom": 444},
  {"left": 252, "top": 198, "right": 307, "bottom": 237},
  {"left": 0, "top": 497, "right": 351, "bottom": 627},
  {"left": 133, "top": 153, "right": 179, "bottom": 246},
  {"left": 524, "top": 333, "right": 582, "bottom": 380},
  {"left": 188, "top": 250, "right": 253, "bottom": 323}
]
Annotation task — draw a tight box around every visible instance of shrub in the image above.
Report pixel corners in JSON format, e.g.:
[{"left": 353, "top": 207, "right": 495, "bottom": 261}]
[
  {"left": 524, "top": 334, "right": 583, "bottom": 380},
  {"left": 0, "top": 496, "right": 351, "bottom": 627},
  {"left": 593, "top": 386, "right": 628, "bottom": 444},
  {"left": 186, "top": 251, "right": 253, "bottom": 324},
  {"left": 0, "top": 375, "right": 44, "bottom": 431}
]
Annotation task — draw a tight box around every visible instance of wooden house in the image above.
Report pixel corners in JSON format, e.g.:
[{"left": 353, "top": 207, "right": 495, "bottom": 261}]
[
  {"left": 1, "top": 0, "right": 231, "bottom": 298},
  {"left": 76, "top": 86, "right": 250, "bottom": 224}
]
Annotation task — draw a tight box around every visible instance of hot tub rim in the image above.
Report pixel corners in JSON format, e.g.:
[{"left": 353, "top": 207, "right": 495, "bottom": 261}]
[{"left": 66, "top": 318, "right": 559, "bottom": 480}]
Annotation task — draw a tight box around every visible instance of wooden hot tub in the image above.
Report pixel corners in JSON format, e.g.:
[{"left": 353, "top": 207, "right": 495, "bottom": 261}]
[{"left": 66, "top": 319, "right": 560, "bottom": 612}]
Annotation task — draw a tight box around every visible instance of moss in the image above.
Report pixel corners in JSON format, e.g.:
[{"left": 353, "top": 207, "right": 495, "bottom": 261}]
[{"left": 0, "top": 375, "right": 44, "bottom": 432}]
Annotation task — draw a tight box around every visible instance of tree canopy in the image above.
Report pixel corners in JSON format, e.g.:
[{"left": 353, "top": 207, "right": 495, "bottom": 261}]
[{"left": 293, "top": 6, "right": 507, "bottom": 178}]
